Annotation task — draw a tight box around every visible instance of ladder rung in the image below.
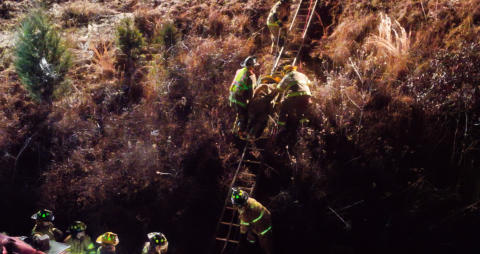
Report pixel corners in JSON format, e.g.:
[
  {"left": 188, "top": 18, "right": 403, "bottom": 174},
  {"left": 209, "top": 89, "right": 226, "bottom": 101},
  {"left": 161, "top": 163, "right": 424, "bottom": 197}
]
[
  {"left": 244, "top": 160, "right": 261, "bottom": 164},
  {"left": 241, "top": 172, "right": 256, "bottom": 177},
  {"left": 226, "top": 206, "right": 235, "bottom": 210},
  {"left": 221, "top": 222, "right": 240, "bottom": 227},
  {"left": 216, "top": 238, "right": 240, "bottom": 244}
]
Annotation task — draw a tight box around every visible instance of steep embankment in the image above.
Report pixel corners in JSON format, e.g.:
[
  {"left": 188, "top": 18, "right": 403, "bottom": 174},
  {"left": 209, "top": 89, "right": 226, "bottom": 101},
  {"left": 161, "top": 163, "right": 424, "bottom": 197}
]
[{"left": 1, "top": 0, "right": 479, "bottom": 253}]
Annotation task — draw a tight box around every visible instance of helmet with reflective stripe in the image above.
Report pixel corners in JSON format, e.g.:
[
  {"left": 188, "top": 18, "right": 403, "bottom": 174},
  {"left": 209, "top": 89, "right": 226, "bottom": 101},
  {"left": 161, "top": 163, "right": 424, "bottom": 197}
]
[
  {"left": 96, "top": 232, "right": 119, "bottom": 246},
  {"left": 241, "top": 56, "right": 258, "bottom": 68},
  {"left": 31, "top": 209, "right": 55, "bottom": 222},
  {"left": 147, "top": 232, "right": 167, "bottom": 247},
  {"left": 68, "top": 221, "right": 87, "bottom": 233},
  {"left": 231, "top": 188, "right": 249, "bottom": 206}
]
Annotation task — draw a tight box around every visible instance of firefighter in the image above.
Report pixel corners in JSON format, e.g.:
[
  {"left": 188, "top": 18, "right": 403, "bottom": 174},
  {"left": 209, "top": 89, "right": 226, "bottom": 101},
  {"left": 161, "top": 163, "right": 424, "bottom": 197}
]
[
  {"left": 31, "top": 209, "right": 63, "bottom": 242},
  {"left": 231, "top": 188, "right": 273, "bottom": 254},
  {"left": 64, "top": 221, "right": 96, "bottom": 254},
  {"left": 276, "top": 65, "right": 312, "bottom": 134},
  {"left": 95, "top": 232, "right": 118, "bottom": 254},
  {"left": 141, "top": 232, "right": 168, "bottom": 254},
  {"left": 267, "top": 0, "right": 291, "bottom": 54},
  {"left": 229, "top": 56, "right": 258, "bottom": 138}
]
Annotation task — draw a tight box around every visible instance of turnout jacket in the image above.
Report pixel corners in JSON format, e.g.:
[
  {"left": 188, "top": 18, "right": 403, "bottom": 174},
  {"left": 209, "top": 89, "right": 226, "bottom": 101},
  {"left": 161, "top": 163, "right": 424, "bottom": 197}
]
[
  {"left": 267, "top": 1, "right": 290, "bottom": 27},
  {"left": 64, "top": 235, "right": 96, "bottom": 254},
  {"left": 229, "top": 67, "right": 256, "bottom": 108},
  {"left": 238, "top": 198, "right": 272, "bottom": 237},
  {"left": 277, "top": 71, "right": 312, "bottom": 99}
]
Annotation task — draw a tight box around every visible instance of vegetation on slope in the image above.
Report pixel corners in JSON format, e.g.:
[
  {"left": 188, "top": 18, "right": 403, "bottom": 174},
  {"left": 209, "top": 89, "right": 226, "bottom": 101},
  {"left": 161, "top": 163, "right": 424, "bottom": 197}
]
[{"left": 0, "top": 0, "right": 479, "bottom": 253}]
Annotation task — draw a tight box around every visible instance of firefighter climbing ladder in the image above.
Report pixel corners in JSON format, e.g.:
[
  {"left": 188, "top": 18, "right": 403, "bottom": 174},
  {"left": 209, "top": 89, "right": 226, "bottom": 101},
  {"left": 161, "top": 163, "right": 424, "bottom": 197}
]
[
  {"left": 212, "top": 0, "right": 319, "bottom": 253},
  {"left": 271, "top": 0, "right": 319, "bottom": 74},
  {"left": 212, "top": 144, "right": 258, "bottom": 253}
]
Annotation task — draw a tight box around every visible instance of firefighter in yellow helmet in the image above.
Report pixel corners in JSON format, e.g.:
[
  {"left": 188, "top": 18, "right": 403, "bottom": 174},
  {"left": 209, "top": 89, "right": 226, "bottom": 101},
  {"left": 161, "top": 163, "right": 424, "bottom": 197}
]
[
  {"left": 229, "top": 56, "right": 258, "bottom": 138},
  {"left": 96, "top": 232, "right": 118, "bottom": 254},
  {"left": 141, "top": 232, "right": 168, "bottom": 254},
  {"left": 276, "top": 65, "right": 312, "bottom": 134},
  {"left": 231, "top": 188, "right": 273, "bottom": 254},
  {"left": 31, "top": 209, "right": 63, "bottom": 242},
  {"left": 267, "top": 0, "right": 291, "bottom": 54},
  {"left": 63, "top": 221, "right": 96, "bottom": 254}
]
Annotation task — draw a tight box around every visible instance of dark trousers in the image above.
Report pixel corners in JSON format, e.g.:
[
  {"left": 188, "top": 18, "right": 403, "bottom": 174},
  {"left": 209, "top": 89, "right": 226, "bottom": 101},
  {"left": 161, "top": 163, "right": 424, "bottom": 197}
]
[
  {"left": 279, "top": 95, "right": 311, "bottom": 132},
  {"left": 233, "top": 103, "right": 249, "bottom": 133}
]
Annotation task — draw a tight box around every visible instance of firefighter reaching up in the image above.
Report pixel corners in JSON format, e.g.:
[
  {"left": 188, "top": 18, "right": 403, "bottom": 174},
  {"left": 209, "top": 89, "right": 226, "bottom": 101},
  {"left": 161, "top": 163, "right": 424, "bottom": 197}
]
[
  {"left": 276, "top": 65, "right": 313, "bottom": 133},
  {"left": 231, "top": 188, "right": 273, "bottom": 254}
]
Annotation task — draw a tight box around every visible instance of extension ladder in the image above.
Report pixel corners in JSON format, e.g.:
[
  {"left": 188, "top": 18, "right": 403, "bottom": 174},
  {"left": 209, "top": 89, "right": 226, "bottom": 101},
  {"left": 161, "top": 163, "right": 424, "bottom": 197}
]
[
  {"left": 212, "top": 0, "right": 319, "bottom": 253},
  {"left": 271, "top": 0, "right": 319, "bottom": 74}
]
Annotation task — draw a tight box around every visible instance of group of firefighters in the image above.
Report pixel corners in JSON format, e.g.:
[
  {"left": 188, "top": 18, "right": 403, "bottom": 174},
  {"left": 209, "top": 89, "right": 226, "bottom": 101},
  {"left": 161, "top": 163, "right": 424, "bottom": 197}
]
[
  {"left": 0, "top": 209, "right": 168, "bottom": 254},
  {"left": 1, "top": 188, "right": 271, "bottom": 254},
  {"left": 2, "top": 1, "right": 308, "bottom": 254},
  {"left": 230, "top": 0, "right": 313, "bottom": 142},
  {"left": 228, "top": 0, "right": 306, "bottom": 253}
]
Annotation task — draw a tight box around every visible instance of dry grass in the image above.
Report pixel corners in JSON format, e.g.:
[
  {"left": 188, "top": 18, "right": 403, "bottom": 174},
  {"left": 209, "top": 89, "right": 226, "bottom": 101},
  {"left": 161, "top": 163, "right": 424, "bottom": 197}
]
[
  {"left": 325, "top": 14, "right": 377, "bottom": 65},
  {"left": 365, "top": 13, "right": 411, "bottom": 79},
  {"left": 90, "top": 40, "right": 115, "bottom": 79},
  {"left": 62, "top": 1, "right": 112, "bottom": 27},
  {"left": 208, "top": 10, "right": 230, "bottom": 37}
]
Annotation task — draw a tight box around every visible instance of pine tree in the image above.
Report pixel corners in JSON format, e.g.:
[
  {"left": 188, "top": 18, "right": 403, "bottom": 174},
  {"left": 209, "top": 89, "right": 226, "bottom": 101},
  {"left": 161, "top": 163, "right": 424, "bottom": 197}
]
[{"left": 14, "top": 10, "right": 72, "bottom": 103}]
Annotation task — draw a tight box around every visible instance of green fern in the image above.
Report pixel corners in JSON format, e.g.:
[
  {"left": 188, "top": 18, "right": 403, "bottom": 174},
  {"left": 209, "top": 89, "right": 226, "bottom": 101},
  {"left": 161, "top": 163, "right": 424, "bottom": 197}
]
[{"left": 14, "top": 10, "right": 72, "bottom": 103}]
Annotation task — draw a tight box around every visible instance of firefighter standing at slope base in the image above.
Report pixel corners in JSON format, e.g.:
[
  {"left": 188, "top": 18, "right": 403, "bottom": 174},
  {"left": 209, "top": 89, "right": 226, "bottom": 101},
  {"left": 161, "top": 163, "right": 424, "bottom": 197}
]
[
  {"left": 229, "top": 56, "right": 258, "bottom": 138},
  {"left": 96, "top": 232, "right": 118, "bottom": 254},
  {"left": 141, "top": 232, "right": 168, "bottom": 254},
  {"left": 267, "top": 0, "right": 291, "bottom": 54},
  {"left": 31, "top": 209, "right": 63, "bottom": 242},
  {"left": 276, "top": 65, "right": 312, "bottom": 133},
  {"left": 231, "top": 188, "right": 273, "bottom": 254},
  {"left": 64, "top": 221, "right": 96, "bottom": 254}
]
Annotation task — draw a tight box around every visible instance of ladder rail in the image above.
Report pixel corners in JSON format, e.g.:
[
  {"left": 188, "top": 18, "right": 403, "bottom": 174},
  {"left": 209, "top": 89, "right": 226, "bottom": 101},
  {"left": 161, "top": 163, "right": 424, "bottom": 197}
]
[
  {"left": 213, "top": 144, "right": 248, "bottom": 253},
  {"left": 293, "top": 0, "right": 319, "bottom": 66},
  {"left": 271, "top": 0, "right": 304, "bottom": 74}
]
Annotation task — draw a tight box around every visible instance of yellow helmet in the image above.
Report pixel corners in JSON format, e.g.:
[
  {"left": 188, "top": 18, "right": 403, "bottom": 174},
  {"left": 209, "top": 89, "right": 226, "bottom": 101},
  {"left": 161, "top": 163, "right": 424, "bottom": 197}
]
[
  {"left": 96, "top": 232, "right": 119, "bottom": 246},
  {"left": 259, "top": 75, "right": 282, "bottom": 84},
  {"left": 282, "top": 65, "right": 297, "bottom": 75}
]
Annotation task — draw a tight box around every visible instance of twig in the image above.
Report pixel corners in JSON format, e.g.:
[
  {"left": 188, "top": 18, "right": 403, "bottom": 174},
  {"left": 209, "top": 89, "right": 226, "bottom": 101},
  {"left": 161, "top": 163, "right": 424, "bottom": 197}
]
[
  {"left": 349, "top": 57, "right": 364, "bottom": 85},
  {"left": 328, "top": 206, "right": 352, "bottom": 230},
  {"left": 341, "top": 88, "right": 362, "bottom": 110},
  {"left": 420, "top": 0, "right": 427, "bottom": 21},
  {"left": 12, "top": 132, "right": 37, "bottom": 183},
  {"left": 338, "top": 200, "right": 365, "bottom": 212}
]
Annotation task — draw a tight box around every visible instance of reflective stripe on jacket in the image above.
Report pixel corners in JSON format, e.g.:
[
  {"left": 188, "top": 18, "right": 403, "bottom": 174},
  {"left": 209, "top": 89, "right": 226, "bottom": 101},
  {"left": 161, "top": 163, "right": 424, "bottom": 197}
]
[
  {"left": 239, "top": 198, "right": 272, "bottom": 237},
  {"left": 229, "top": 67, "right": 255, "bottom": 108},
  {"left": 277, "top": 71, "right": 312, "bottom": 98},
  {"left": 64, "top": 235, "right": 96, "bottom": 254}
]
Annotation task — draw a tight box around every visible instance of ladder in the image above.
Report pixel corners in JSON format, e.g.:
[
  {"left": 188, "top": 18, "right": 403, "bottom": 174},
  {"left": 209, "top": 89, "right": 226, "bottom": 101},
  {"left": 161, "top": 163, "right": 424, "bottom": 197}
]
[
  {"left": 271, "top": 0, "right": 319, "bottom": 74},
  {"left": 212, "top": 145, "right": 258, "bottom": 254},
  {"left": 212, "top": 1, "right": 319, "bottom": 253}
]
